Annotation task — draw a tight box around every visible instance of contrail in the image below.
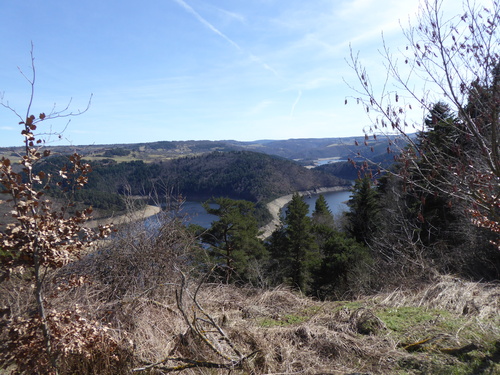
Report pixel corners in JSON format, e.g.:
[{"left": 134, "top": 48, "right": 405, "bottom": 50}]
[
  {"left": 172, "top": 0, "right": 300, "bottom": 115},
  {"left": 171, "top": 0, "right": 281, "bottom": 78},
  {"left": 172, "top": 0, "right": 242, "bottom": 51},
  {"left": 290, "top": 89, "right": 302, "bottom": 117},
  {"left": 248, "top": 54, "right": 281, "bottom": 79}
]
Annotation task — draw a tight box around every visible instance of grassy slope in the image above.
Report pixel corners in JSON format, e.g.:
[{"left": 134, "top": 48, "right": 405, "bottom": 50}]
[{"left": 105, "top": 275, "right": 499, "bottom": 375}]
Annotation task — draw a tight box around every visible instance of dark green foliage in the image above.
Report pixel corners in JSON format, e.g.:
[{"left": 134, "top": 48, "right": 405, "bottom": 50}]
[
  {"left": 73, "top": 189, "right": 127, "bottom": 212},
  {"left": 366, "top": 101, "right": 500, "bottom": 281},
  {"left": 159, "top": 151, "right": 348, "bottom": 202},
  {"left": 412, "top": 102, "right": 499, "bottom": 276},
  {"left": 310, "top": 195, "right": 372, "bottom": 299},
  {"left": 313, "top": 231, "right": 371, "bottom": 299},
  {"left": 312, "top": 194, "right": 335, "bottom": 228},
  {"left": 31, "top": 150, "right": 349, "bottom": 225},
  {"left": 268, "top": 193, "right": 319, "bottom": 292},
  {"left": 267, "top": 193, "right": 373, "bottom": 298},
  {"left": 199, "top": 197, "right": 268, "bottom": 284},
  {"left": 32, "top": 156, "right": 128, "bottom": 213},
  {"left": 346, "top": 176, "right": 379, "bottom": 244},
  {"left": 311, "top": 194, "right": 336, "bottom": 249},
  {"left": 423, "top": 102, "right": 458, "bottom": 147},
  {"left": 315, "top": 161, "right": 358, "bottom": 180}
]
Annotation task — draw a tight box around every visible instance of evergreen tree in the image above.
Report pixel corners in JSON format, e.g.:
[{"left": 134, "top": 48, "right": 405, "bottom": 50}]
[
  {"left": 268, "top": 193, "right": 318, "bottom": 292},
  {"left": 312, "top": 194, "right": 335, "bottom": 227},
  {"left": 311, "top": 194, "right": 335, "bottom": 249},
  {"left": 313, "top": 231, "right": 371, "bottom": 299},
  {"left": 305, "top": 194, "right": 372, "bottom": 299},
  {"left": 348, "top": 0, "right": 500, "bottom": 251},
  {"left": 369, "top": 101, "right": 500, "bottom": 280},
  {"left": 412, "top": 102, "right": 464, "bottom": 247},
  {"left": 346, "top": 176, "right": 379, "bottom": 244},
  {"left": 201, "top": 197, "right": 267, "bottom": 283}
]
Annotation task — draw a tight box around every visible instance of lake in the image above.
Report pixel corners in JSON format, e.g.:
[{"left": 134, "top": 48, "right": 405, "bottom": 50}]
[
  {"left": 172, "top": 201, "right": 219, "bottom": 228},
  {"left": 300, "top": 189, "right": 352, "bottom": 217},
  {"left": 163, "top": 189, "right": 353, "bottom": 228}
]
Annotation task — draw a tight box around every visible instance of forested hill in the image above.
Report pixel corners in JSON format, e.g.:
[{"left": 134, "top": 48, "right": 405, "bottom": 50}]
[
  {"left": 152, "top": 151, "right": 350, "bottom": 201},
  {"left": 42, "top": 151, "right": 350, "bottom": 205}
]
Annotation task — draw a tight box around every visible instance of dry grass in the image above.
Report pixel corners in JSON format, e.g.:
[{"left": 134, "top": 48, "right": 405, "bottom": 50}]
[
  {"left": 375, "top": 275, "right": 500, "bottom": 321},
  {"left": 2, "top": 209, "right": 499, "bottom": 375},
  {"left": 3, "top": 268, "right": 500, "bottom": 374},
  {"left": 87, "top": 278, "right": 498, "bottom": 374}
]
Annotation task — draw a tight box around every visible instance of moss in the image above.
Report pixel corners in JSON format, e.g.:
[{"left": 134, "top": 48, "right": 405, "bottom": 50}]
[
  {"left": 378, "top": 306, "right": 444, "bottom": 332},
  {"left": 373, "top": 306, "right": 500, "bottom": 374}
]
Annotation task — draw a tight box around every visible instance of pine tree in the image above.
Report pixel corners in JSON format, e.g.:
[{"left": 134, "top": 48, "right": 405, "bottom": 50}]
[
  {"left": 348, "top": 0, "right": 500, "bottom": 250},
  {"left": 346, "top": 176, "right": 379, "bottom": 244},
  {"left": 201, "top": 197, "right": 267, "bottom": 283},
  {"left": 268, "top": 193, "right": 318, "bottom": 292},
  {"left": 312, "top": 194, "right": 335, "bottom": 227},
  {"left": 411, "top": 102, "right": 464, "bottom": 247},
  {"left": 313, "top": 231, "right": 371, "bottom": 299},
  {"left": 311, "top": 194, "right": 335, "bottom": 250}
]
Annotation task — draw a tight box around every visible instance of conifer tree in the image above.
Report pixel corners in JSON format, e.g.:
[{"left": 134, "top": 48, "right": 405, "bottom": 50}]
[
  {"left": 201, "top": 197, "right": 267, "bottom": 283},
  {"left": 413, "top": 102, "right": 464, "bottom": 246},
  {"left": 311, "top": 194, "right": 335, "bottom": 249},
  {"left": 348, "top": 0, "right": 500, "bottom": 249},
  {"left": 313, "top": 231, "right": 371, "bottom": 299},
  {"left": 269, "top": 193, "right": 318, "bottom": 292},
  {"left": 312, "top": 194, "right": 335, "bottom": 228},
  {"left": 346, "top": 176, "right": 379, "bottom": 244}
]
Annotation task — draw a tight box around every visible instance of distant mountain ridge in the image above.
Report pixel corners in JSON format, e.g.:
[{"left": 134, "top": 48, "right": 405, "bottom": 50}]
[
  {"left": 131, "top": 135, "right": 409, "bottom": 163},
  {"left": 0, "top": 135, "right": 410, "bottom": 166}
]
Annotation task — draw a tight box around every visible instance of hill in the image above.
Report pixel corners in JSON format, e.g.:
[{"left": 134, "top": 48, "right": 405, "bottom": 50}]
[
  {"left": 0, "top": 135, "right": 409, "bottom": 166},
  {"left": 77, "top": 151, "right": 349, "bottom": 202},
  {"left": 30, "top": 151, "right": 350, "bottom": 222},
  {"left": 1, "top": 135, "right": 410, "bottom": 184},
  {"left": 152, "top": 150, "right": 350, "bottom": 201},
  {"left": 24, "top": 245, "right": 500, "bottom": 375}
]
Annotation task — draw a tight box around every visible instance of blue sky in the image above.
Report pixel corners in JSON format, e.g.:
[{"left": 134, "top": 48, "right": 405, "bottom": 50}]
[{"left": 0, "top": 0, "right": 423, "bottom": 147}]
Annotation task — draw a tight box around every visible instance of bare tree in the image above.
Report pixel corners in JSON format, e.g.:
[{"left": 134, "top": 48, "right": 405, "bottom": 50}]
[
  {"left": 347, "top": 0, "right": 500, "bottom": 248},
  {"left": 0, "top": 48, "right": 115, "bottom": 374}
]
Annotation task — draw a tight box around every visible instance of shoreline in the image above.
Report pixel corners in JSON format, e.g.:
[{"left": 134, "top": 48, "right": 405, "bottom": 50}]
[
  {"left": 84, "top": 204, "right": 162, "bottom": 229},
  {"left": 85, "top": 185, "right": 350, "bottom": 236},
  {"left": 259, "top": 186, "right": 351, "bottom": 239}
]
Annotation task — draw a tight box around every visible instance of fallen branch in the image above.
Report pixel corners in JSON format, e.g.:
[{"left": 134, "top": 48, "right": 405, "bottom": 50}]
[{"left": 133, "top": 268, "right": 260, "bottom": 373}]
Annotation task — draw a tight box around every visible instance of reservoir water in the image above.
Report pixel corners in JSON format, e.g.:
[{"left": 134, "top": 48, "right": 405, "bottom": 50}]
[
  {"left": 166, "top": 189, "right": 353, "bottom": 228},
  {"left": 301, "top": 189, "right": 352, "bottom": 217},
  {"left": 173, "top": 201, "right": 219, "bottom": 228}
]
